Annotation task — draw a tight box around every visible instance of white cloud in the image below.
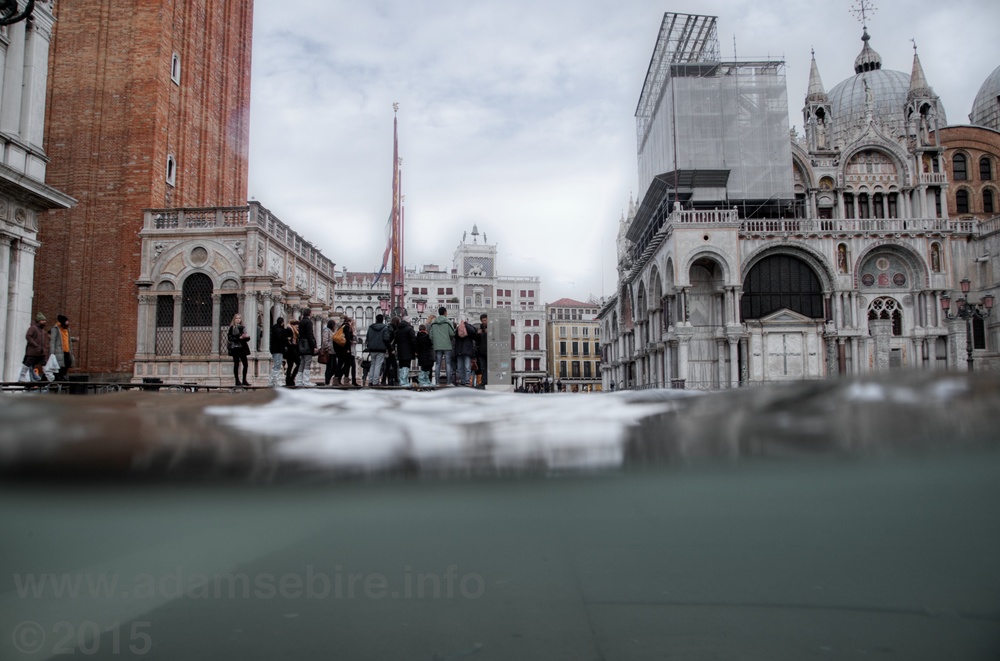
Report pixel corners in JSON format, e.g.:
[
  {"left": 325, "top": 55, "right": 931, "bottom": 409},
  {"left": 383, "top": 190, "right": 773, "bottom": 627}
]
[{"left": 249, "top": 0, "right": 1000, "bottom": 302}]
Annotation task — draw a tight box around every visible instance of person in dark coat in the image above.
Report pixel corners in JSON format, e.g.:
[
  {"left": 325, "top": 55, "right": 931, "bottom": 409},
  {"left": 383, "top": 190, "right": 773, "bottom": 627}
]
[
  {"left": 333, "top": 317, "right": 355, "bottom": 386},
  {"left": 268, "top": 317, "right": 288, "bottom": 387},
  {"left": 392, "top": 316, "right": 417, "bottom": 387},
  {"left": 364, "top": 314, "right": 393, "bottom": 386},
  {"left": 285, "top": 319, "right": 300, "bottom": 386},
  {"left": 454, "top": 318, "right": 479, "bottom": 387},
  {"left": 475, "top": 313, "right": 488, "bottom": 388},
  {"left": 296, "top": 309, "right": 317, "bottom": 387},
  {"left": 415, "top": 324, "right": 434, "bottom": 386},
  {"left": 227, "top": 313, "right": 251, "bottom": 386}
]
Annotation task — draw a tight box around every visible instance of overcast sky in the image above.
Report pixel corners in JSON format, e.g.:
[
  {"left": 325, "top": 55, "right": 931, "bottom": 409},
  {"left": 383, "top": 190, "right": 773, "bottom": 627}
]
[{"left": 247, "top": 0, "right": 1000, "bottom": 303}]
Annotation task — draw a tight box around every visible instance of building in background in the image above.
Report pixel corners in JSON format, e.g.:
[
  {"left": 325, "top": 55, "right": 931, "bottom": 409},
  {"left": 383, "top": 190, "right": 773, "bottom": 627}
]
[
  {"left": 335, "top": 226, "right": 545, "bottom": 389},
  {"left": 545, "top": 299, "right": 602, "bottom": 392},
  {"left": 0, "top": 2, "right": 76, "bottom": 381},
  {"left": 35, "top": 0, "right": 254, "bottom": 381},
  {"left": 133, "top": 202, "right": 336, "bottom": 386},
  {"left": 601, "top": 12, "right": 999, "bottom": 390}
]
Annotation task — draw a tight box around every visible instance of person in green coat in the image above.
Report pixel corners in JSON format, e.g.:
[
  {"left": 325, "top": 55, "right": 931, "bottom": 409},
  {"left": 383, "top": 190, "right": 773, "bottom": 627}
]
[{"left": 429, "top": 307, "right": 456, "bottom": 386}]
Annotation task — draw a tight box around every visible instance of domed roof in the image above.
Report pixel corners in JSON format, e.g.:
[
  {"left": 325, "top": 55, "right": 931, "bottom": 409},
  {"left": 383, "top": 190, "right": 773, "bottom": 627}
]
[
  {"left": 826, "top": 30, "right": 946, "bottom": 146},
  {"left": 970, "top": 64, "right": 1000, "bottom": 130},
  {"left": 829, "top": 68, "right": 912, "bottom": 143}
]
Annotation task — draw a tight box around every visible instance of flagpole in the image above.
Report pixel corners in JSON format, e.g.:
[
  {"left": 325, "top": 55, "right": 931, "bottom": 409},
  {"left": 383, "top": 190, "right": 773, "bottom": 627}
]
[{"left": 391, "top": 102, "right": 401, "bottom": 316}]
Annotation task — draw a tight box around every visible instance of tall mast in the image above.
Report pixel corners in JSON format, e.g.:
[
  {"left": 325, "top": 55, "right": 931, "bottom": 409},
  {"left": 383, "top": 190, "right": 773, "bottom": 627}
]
[{"left": 391, "top": 102, "right": 403, "bottom": 314}]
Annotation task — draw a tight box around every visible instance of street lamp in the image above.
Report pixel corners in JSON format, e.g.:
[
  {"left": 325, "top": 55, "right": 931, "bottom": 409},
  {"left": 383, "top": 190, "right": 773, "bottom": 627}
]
[
  {"left": 0, "top": 0, "right": 34, "bottom": 26},
  {"left": 412, "top": 297, "right": 427, "bottom": 325},
  {"left": 941, "top": 278, "right": 994, "bottom": 371},
  {"left": 393, "top": 282, "right": 404, "bottom": 319},
  {"left": 378, "top": 294, "right": 390, "bottom": 315}
]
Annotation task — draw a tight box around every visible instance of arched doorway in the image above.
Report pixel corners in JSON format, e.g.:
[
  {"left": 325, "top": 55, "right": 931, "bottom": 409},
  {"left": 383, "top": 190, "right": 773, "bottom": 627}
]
[{"left": 741, "top": 254, "right": 826, "bottom": 381}]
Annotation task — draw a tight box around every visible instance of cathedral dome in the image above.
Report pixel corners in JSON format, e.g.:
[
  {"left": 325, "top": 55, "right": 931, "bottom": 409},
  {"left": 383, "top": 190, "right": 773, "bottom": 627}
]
[
  {"left": 825, "top": 29, "right": 946, "bottom": 147},
  {"left": 828, "top": 68, "right": 912, "bottom": 143},
  {"left": 970, "top": 64, "right": 1000, "bottom": 131}
]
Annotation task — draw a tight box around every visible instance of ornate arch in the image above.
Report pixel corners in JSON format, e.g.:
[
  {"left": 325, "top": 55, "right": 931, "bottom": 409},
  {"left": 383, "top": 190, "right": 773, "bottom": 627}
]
[
  {"left": 150, "top": 239, "right": 245, "bottom": 290},
  {"left": 852, "top": 241, "right": 930, "bottom": 289},
  {"left": 840, "top": 142, "right": 910, "bottom": 189},
  {"left": 681, "top": 248, "right": 733, "bottom": 287},
  {"left": 741, "top": 241, "right": 836, "bottom": 292},
  {"left": 791, "top": 146, "right": 815, "bottom": 190}
]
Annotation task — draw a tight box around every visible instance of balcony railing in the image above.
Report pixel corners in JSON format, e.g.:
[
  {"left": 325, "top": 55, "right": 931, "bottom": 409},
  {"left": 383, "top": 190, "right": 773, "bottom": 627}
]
[
  {"left": 740, "top": 217, "right": 962, "bottom": 236},
  {"left": 147, "top": 207, "right": 249, "bottom": 230},
  {"left": 143, "top": 203, "right": 336, "bottom": 275},
  {"left": 919, "top": 173, "right": 948, "bottom": 185}
]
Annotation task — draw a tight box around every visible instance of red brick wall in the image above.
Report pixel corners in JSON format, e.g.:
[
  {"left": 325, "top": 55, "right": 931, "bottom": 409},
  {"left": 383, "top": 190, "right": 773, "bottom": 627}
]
[
  {"left": 36, "top": 0, "right": 253, "bottom": 378},
  {"left": 936, "top": 126, "right": 1000, "bottom": 220}
]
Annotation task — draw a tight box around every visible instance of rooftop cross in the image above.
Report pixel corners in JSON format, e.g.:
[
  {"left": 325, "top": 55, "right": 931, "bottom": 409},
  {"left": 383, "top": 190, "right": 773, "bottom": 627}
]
[{"left": 850, "top": 0, "right": 877, "bottom": 30}]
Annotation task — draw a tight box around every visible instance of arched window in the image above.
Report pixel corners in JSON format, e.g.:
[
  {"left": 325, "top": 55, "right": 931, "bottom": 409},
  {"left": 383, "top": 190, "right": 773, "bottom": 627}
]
[
  {"left": 510, "top": 333, "right": 515, "bottom": 350},
  {"left": 868, "top": 297, "right": 903, "bottom": 336},
  {"left": 984, "top": 190, "right": 995, "bottom": 215},
  {"left": 181, "top": 273, "right": 214, "bottom": 354},
  {"left": 523, "top": 333, "right": 530, "bottom": 350},
  {"left": 956, "top": 189, "right": 970, "bottom": 214},
  {"left": 155, "top": 295, "right": 174, "bottom": 356},
  {"left": 980, "top": 156, "right": 993, "bottom": 181},
  {"left": 740, "top": 255, "right": 824, "bottom": 320},
  {"left": 953, "top": 154, "right": 967, "bottom": 181},
  {"left": 533, "top": 334, "right": 540, "bottom": 350}
]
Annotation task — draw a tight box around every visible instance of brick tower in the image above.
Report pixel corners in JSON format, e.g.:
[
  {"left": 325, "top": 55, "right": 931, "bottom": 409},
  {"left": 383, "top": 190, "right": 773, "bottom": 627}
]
[{"left": 35, "top": 0, "right": 253, "bottom": 380}]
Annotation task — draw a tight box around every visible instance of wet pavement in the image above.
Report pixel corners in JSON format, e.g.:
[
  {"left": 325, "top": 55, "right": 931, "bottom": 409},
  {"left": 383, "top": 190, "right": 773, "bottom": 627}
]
[{"left": 1, "top": 373, "right": 999, "bottom": 659}]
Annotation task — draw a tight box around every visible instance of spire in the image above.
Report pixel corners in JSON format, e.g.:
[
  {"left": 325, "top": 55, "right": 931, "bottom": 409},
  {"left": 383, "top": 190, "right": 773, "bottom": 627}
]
[
  {"left": 908, "top": 41, "right": 932, "bottom": 96},
  {"left": 628, "top": 193, "right": 636, "bottom": 218},
  {"left": 853, "top": 29, "right": 882, "bottom": 74},
  {"left": 806, "top": 49, "right": 827, "bottom": 101}
]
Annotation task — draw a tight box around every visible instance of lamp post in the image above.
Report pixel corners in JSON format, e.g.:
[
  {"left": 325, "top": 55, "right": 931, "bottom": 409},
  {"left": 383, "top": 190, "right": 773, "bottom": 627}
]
[
  {"left": 0, "top": 0, "right": 34, "bottom": 25},
  {"left": 413, "top": 297, "right": 427, "bottom": 326},
  {"left": 941, "top": 278, "right": 994, "bottom": 372},
  {"left": 378, "top": 294, "right": 390, "bottom": 316},
  {"left": 393, "top": 282, "right": 404, "bottom": 319}
]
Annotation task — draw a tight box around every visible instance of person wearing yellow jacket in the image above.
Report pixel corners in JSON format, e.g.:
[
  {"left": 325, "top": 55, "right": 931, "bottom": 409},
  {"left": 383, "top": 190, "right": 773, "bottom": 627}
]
[{"left": 49, "top": 315, "right": 75, "bottom": 381}]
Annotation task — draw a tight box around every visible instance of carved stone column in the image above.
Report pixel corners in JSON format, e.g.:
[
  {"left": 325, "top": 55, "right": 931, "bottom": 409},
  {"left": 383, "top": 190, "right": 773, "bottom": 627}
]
[
  {"left": 136, "top": 291, "right": 154, "bottom": 356},
  {"left": 172, "top": 295, "right": 183, "bottom": 355},
  {"left": 869, "top": 319, "right": 892, "bottom": 372}
]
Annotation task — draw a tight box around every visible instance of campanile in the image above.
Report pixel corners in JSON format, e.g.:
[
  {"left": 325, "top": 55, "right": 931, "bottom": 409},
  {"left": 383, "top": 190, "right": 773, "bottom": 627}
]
[{"left": 36, "top": 0, "right": 253, "bottom": 379}]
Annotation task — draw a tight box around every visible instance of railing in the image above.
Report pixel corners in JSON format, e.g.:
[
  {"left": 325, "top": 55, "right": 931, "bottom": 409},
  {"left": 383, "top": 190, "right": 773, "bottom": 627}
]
[
  {"left": 978, "top": 215, "right": 1000, "bottom": 238},
  {"left": 741, "top": 217, "right": 957, "bottom": 235},
  {"left": 144, "top": 203, "right": 336, "bottom": 275},
  {"left": 919, "top": 173, "right": 948, "bottom": 185},
  {"left": 148, "top": 207, "right": 249, "bottom": 230},
  {"left": 670, "top": 208, "right": 741, "bottom": 225}
]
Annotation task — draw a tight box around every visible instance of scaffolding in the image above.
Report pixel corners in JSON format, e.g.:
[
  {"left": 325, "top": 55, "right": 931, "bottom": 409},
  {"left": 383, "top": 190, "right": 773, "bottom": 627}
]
[{"left": 635, "top": 12, "right": 793, "bottom": 214}]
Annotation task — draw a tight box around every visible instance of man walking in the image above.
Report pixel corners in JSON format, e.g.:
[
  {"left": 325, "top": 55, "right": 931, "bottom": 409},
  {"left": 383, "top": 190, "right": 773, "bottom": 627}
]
[
  {"left": 296, "top": 309, "right": 317, "bottom": 387},
  {"left": 364, "top": 313, "right": 393, "bottom": 386},
  {"left": 429, "top": 307, "right": 456, "bottom": 386},
  {"left": 23, "top": 313, "right": 48, "bottom": 381}
]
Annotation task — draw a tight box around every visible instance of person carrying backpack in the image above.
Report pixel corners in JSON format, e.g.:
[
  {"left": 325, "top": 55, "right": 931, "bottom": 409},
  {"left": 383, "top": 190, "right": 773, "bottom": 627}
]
[{"left": 364, "top": 313, "right": 394, "bottom": 386}]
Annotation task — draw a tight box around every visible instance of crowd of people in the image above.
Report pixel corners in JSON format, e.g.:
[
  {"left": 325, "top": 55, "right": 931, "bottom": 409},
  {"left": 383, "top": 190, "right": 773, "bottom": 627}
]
[
  {"left": 18, "top": 306, "right": 490, "bottom": 389},
  {"left": 246, "top": 306, "right": 489, "bottom": 389}
]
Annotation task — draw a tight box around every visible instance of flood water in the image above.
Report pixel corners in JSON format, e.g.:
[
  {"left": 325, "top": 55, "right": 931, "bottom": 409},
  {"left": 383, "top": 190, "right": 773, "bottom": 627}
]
[{"left": 2, "top": 373, "right": 999, "bottom": 659}]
